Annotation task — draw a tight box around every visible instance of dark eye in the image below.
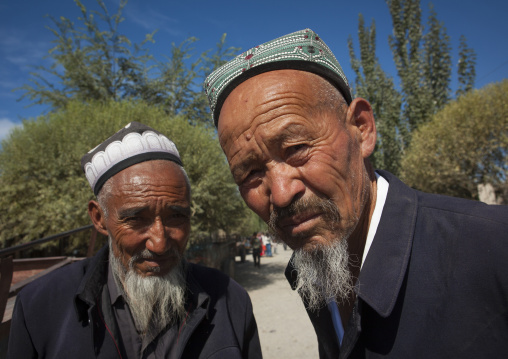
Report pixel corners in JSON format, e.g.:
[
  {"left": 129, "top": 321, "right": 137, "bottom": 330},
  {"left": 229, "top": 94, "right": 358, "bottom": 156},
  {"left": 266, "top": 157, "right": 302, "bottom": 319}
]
[
  {"left": 289, "top": 144, "right": 306, "bottom": 152},
  {"left": 286, "top": 144, "right": 309, "bottom": 165},
  {"left": 242, "top": 169, "right": 263, "bottom": 187},
  {"left": 123, "top": 216, "right": 150, "bottom": 228},
  {"left": 165, "top": 213, "right": 189, "bottom": 226}
]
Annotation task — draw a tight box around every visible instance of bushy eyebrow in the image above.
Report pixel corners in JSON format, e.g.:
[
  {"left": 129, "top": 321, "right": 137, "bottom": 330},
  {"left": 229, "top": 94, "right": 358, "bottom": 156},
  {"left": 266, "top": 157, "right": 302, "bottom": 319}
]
[
  {"left": 117, "top": 206, "right": 147, "bottom": 219},
  {"left": 231, "top": 151, "right": 263, "bottom": 182},
  {"left": 169, "top": 205, "right": 191, "bottom": 217},
  {"left": 117, "top": 204, "right": 191, "bottom": 219},
  {"left": 231, "top": 123, "right": 308, "bottom": 178}
]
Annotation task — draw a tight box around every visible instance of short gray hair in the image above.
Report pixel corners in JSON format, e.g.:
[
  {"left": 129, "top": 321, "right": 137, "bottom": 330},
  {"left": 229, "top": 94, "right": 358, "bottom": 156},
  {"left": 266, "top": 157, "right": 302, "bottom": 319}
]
[{"left": 310, "top": 72, "right": 348, "bottom": 122}]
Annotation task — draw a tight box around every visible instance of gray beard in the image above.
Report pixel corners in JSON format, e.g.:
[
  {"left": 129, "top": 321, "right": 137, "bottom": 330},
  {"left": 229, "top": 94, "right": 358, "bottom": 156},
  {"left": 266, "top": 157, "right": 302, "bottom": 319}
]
[
  {"left": 268, "top": 196, "right": 355, "bottom": 312},
  {"left": 109, "top": 240, "right": 187, "bottom": 336},
  {"left": 290, "top": 238, "right": 354, "bottom": 312}
]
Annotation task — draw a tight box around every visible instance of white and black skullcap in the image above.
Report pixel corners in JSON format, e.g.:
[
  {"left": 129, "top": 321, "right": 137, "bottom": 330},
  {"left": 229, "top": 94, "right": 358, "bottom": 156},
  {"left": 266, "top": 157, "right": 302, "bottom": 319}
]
[{"left": 81, "top": 122, "right": 182, "bottom": 195}]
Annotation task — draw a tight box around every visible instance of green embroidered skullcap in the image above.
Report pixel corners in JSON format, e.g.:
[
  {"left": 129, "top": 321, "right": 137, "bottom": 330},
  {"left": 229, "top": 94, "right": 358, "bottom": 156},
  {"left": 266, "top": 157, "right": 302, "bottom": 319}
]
[{"left": 204, "top": 28, "right": 352, "bottom": 127}]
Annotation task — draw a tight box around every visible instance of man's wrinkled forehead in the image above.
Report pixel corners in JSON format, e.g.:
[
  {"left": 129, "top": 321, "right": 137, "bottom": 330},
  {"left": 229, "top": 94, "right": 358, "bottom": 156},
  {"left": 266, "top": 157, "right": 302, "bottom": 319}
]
[{"left": 217, "top": 69, "right": 329, "bottom": 140}]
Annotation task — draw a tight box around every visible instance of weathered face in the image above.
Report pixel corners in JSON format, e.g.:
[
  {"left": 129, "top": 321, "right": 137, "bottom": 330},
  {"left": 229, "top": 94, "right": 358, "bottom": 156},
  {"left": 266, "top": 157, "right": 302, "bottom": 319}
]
[
  {"left": 218, "top": 70, "right": 375, "bottom": 252},
  {"left": 96, "top": 160, "right": 191, "bottom": 277}
]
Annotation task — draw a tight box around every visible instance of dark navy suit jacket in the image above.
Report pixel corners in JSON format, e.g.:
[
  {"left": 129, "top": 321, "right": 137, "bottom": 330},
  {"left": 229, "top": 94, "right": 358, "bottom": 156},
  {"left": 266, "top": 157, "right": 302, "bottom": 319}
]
[
  {"left": 286, "top": 170, "right": 508, "bottom": 358},
  {"left": 8, "top": 245, "right": 262, "bottom": 358}
]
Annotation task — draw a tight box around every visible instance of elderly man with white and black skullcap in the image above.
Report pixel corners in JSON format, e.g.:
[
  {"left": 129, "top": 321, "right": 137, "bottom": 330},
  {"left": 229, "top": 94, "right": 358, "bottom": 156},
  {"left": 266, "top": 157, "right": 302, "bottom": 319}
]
[{"left": 7, "top": 122, "right": 262, "bottom": 359}]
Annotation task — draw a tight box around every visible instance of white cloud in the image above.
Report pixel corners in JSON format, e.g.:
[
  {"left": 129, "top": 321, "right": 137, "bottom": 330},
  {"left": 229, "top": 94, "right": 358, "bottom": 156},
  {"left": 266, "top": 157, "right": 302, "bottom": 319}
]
[
  {"left": 123, "top": 6, "right": 182, "bottom": 38},
  {"left": 0, "top": 33, "right": 50, "bottom": 67},
  {"left": 0, "top": 31, "right": 52, "bottom": 96},
  {"left": 0, "top": 118, "right": 21, "bottom": 142}
]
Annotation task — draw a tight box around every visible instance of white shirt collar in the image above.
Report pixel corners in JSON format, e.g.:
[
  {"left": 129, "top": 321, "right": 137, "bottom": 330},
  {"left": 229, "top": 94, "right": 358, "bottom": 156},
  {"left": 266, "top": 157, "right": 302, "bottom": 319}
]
[{"left": 361, "top": 172, "right": 389, "bottom": 268}]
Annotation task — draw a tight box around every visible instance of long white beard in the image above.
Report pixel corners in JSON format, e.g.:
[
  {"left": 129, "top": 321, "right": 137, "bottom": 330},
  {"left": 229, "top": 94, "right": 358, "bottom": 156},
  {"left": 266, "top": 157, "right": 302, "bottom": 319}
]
[
  {"left": 290, "top": 238, "right": 354, "bottom": 312},
  {"left": 109, "top": 241, "right": 187, "bottom": 336}
]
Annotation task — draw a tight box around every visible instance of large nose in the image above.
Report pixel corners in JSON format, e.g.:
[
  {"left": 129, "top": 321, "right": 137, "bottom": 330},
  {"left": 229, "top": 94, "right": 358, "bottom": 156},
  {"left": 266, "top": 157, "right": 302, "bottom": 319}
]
[
  {"left": 145, "top": 218, "right": 168, "bottom": 255},
  {"left": 267, "top": 163, "right": 305, "bottom": 209}
]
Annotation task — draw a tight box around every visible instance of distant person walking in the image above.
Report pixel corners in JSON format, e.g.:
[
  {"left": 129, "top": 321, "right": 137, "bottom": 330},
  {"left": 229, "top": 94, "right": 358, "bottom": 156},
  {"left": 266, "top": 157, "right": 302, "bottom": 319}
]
[
  {"left": 251, "top": 232, "right": 262, "bottom": 267},
  {"left": 263, "top": 232, "right": 272, "bottom": 257}
]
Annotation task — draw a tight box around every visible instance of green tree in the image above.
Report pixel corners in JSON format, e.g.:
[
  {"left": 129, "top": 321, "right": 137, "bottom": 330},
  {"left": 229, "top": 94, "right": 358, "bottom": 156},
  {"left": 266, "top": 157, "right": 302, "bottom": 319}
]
[
  {"left": 135, "top": 34, "right": 239, "bottom": 127},
  {"left": 17, "top": 0, "right": 238, "bottom": 126},
  {"left": 18, "top": 0, "right": 150, "bottom": 109},
  {"left": 387, "top": 0, "right": 430, "bottom": 137},
  {"left": 401, "top": 80, "right": 508, "bottom": 202},
  {"left": 349, "top": 0, "right": 476, "bottom": 179},
  {"left": 422, "top": 5, "right": 452, "bottom": 112},
  {"left": 229, "top": 206, "right": 267, "bottom": 238},
  {"left": 386, "top": 1, "right": 459, "bottom": 135},
  {"left": 0, "top": 100, "right": 247, "bottom": 252},
  {"left": 192, "top": 33, "right": 241, "bottom": 126},
  {"left": 456, "top": 35, "right": 477, "bottom": 98},
  {"left": 348, "top": 15, "right": 403, "bottom": 174}
]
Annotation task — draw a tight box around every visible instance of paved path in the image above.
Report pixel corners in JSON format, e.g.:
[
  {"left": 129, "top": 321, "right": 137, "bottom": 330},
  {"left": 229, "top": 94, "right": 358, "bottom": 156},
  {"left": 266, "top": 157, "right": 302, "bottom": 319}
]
[{"left": 234, "top": 246, "right": 319, "bottom": 359}]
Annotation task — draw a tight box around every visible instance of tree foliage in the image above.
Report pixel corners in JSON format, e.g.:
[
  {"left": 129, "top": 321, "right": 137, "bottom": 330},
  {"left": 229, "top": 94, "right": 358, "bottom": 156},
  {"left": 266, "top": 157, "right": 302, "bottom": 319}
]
[
  {"left": 387, "top": 0, "right": 430, "bottom": 136},
  {"left": 0, "top": 100, "right": 247, "bottom": 252},
  {"left": 401, "top": 80, "right": 508, "bottom": 202},
  {"left": 348, "top": 15, "right": 403, "bottom": 174},
  {"left": 456, "top": 35, "right": 477, "bottom": 98},
  {"left": 387, "top": 0, "right": 454, "bottom": 135},
  {"left": 17, "top": 0, "right": 239, "bottom": 126},
  {"left": 349, "top": 1, "right": 477, "bottom": 177},
  {"left": 18, "top": 0, "right": 148, "bottom": 108},
  {"left": 422, "top": 5, "right": 452, "bottom": 112}
]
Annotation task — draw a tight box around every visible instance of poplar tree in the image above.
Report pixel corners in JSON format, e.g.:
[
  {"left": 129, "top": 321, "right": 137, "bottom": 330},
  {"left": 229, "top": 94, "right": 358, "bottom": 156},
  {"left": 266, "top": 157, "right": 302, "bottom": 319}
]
[
  {"left": 422, "top": 5, "right": 452, "bottom": 112},
  {"left": 386, "top": 0, "right": 462, "bottom": 131},
  {"left": 348, "top": 15, "right": 403, "bottom": 174},
  {"left": 387, "top": 0, "right": 429, "bottom": 137},
  {"left": 349, "top": 0, "right": 477, "bottom": 177},
  {"left": 456, "top": 35, "right": 477, "bottom": 97}
]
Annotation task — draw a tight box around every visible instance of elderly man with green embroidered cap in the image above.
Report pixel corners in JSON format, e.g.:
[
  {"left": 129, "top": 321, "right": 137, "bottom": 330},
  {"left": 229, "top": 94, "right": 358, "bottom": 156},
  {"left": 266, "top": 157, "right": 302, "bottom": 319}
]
[
  {"left": 7, "top": 122, "right": 262, "bottom": 359},
  {"left": 205, "top": 28, "right": 508, "bottom": 358}
]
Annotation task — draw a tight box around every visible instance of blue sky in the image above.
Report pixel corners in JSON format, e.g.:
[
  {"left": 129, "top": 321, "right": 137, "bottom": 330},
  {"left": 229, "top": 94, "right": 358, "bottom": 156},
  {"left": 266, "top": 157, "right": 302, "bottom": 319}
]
[{"left": 1, "top": 0, "right": 507, "bottom": 141}]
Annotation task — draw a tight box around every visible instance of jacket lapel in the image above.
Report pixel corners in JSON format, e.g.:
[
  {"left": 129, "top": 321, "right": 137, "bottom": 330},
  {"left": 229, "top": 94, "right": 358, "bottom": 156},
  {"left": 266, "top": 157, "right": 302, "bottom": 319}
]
[
  {"left": 284, "top": 171, "right": 418, "bottom": 357},
  {"left": 74, "top": 245, "right": 122, "bottom": 358},
  {"left": 175, "top": 264, "right": 210, "bottom": 358},
  {"left": 357, "top": 170, "right": 417, "bottom": 317}
]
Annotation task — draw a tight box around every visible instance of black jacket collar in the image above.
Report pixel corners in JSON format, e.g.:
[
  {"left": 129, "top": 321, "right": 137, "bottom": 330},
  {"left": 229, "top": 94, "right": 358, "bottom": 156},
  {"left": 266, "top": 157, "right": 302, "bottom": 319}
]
[{"left": 284, "top": 170, "right": 418, "bottom": 358}]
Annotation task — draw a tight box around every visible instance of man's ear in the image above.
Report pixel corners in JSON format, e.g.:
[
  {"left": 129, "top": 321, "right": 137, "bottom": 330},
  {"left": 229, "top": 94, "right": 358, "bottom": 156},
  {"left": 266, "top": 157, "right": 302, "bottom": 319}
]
[
  {"left": 88, "top": 200, "right": 109, "bottom": 236},
  {"left": 346, "top": 97, "right": 377, "bottom": 158}
]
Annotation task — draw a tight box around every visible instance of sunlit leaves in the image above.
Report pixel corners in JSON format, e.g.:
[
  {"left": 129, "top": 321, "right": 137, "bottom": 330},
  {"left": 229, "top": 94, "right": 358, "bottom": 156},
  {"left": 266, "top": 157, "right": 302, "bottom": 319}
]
[
  {"left": 401, "top": 80, "right": 508, "bottom": 201},
  {"left": 0, "top": 100, "right": 248, "bottom": 252}
]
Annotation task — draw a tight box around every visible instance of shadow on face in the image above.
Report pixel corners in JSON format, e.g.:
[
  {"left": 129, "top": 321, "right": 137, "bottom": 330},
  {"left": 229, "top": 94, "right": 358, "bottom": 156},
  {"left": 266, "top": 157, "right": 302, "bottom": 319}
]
[
  {"left": 217, "top": 69, "right": 377, "bottom": 252},
  {"left": 89, "top": 160, "right": 191, "bottom": 277}
]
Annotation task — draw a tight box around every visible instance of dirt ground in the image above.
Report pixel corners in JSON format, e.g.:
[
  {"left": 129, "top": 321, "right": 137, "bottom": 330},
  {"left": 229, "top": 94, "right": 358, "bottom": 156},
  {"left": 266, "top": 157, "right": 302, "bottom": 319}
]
[{"left": 233, "top": 245, "right": 319, "bottom": 359}]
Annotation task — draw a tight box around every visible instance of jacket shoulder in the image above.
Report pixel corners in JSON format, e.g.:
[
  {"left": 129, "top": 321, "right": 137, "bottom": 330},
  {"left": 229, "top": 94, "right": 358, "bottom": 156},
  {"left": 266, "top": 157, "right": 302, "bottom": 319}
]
[
  {"left": 416, "top": 190, "right": 508, "bottom": 225},
  {"left": 379, "top": 169, "right": 508, "bottom": 226},
  {"left": 18, "top": 257, "right": 91, "bottom": 300}
]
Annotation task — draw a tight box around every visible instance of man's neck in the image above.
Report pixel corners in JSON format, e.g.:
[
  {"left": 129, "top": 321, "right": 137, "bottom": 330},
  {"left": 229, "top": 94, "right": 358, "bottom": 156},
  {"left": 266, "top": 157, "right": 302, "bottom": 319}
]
[
  {"left": 340, "top": 166, "right": 378, "bottom": 327},
  {"left": 347, "top": 166, "right": 377, "bottom": 277}
]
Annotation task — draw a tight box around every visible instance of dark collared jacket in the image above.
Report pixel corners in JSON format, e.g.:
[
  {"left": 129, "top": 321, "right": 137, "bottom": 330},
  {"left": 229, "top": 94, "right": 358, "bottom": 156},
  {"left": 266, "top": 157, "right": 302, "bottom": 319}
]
[
  {"left": 286, "top": 170, "right": 508, "bottom": 359},
  {"left": 8, "top": 245, "right": 262, "bottom": 358}
]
